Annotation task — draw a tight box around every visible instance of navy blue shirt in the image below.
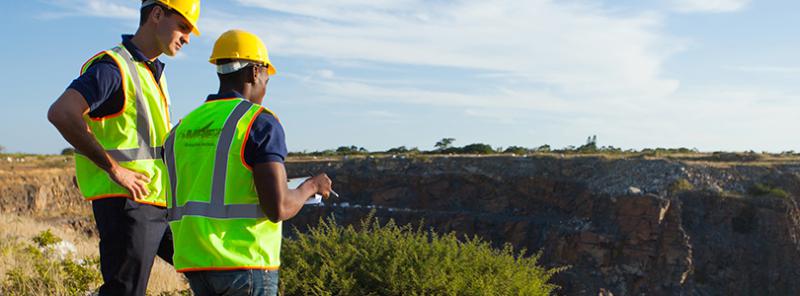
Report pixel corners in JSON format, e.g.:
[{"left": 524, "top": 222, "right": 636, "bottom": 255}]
[
  {"left": 68, "top": 35, "right": 165, "bottom": 118},
  {"left": 206, "top": 92, "right": 288, "bottom": 166}
]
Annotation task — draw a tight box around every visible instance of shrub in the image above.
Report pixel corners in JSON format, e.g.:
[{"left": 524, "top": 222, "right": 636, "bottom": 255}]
[
  {"left": 386, "top": 146, "right": 420, "bottom": 154},
  {"left": 336, "top": 146, "right": 368, "bottom": 155},
  {"left": 748, "top": 183, "right": 789, "bottom": 199},
  {"left": 32, "top": 229, "right": 61, "bottom": 247},
  {"left": 60, "top": 148, "right": 75, "bottom": 156},
  {"left": 669, "top": 179, "right": 694, "bottom": 194},
  {"left": 280, "top": 215, "right": 563, "bottom": 295},
  {"left": 461, "top": 143, "right": 495, "bottom": 154},
  {"left": 2, "top": 231, "right": 101, "bottom": 296},
  {"left": 504, "top": 146, "right": 529, "bottom": 155}
]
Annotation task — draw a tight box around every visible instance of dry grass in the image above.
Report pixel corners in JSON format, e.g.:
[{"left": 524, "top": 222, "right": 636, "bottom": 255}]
[{"left": 0, "top": 212, "right": 188, "bottom": 295}]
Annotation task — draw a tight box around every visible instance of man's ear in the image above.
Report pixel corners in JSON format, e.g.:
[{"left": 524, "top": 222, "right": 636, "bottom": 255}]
[
  {"left": 150, "top": 5, "right": 165, "bottom": 24},
  {"left": 248, "top": 65, "right": 259, "bottom": 84}
]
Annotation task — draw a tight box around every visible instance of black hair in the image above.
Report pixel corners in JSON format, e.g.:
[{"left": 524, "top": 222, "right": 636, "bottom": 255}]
[
  {"left": 216, "top": 59, "right": 256, "bottom": 85},
  {"left": 139, "top": 2, "right": 174, "bottom": 26}
]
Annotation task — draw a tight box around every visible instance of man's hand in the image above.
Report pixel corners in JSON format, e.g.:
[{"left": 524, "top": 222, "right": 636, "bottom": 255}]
[
  {"left": 254, "top": 163, "right": 334, "bottom": 222},
  {"left": 304, "top": 173, "right": 333, "bottom": 199},
  {"left": 109, "top": 165, "right": 151, "bottom": 199}
]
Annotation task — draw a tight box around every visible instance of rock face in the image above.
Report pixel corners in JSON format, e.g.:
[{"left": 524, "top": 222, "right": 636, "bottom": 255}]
[
  {"left": 283, "top": 156, "right": 800, "bottom": 295},
  {"left": 0, "top": 168, "right": 83, "bottom": 214},
  {"left": 4, "top": 155, "right": 800, "bottom": 295}
]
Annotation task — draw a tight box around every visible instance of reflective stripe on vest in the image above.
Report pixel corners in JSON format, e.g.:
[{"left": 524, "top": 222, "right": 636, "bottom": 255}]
[{"left": 165, "top": 100, "right": 264, "bottom": 221}]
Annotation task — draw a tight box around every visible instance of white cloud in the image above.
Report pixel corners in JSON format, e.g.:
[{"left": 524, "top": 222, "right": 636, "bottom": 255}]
[
  {"left": 314, "top": 69, "right": 335, "bottom": 79},
  {"left": 210, "top": 0, "right": 683, "bottom": 103},
  {"left": 728, "top": 65, "right": 800, "bottom": 74},
  {"left": 39, "top": 0, "right": 138, "bottom": 20},
  {"left": 670, "top": 0, "right": 749, "bottom": 13}
]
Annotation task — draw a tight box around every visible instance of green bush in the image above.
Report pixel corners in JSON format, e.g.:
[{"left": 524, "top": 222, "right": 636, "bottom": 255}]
[
  {"left": 503, "top": 146, "right": 529, "bottom": 155},
  {"left": 32, "top": 229, "right": 61, "bottom": 247},
  {"left": 669, "top": 179, "right": 694, "bottom": 194},
  {"left": 748, "top": 183, "right": 789, "bottom": 199},
  {"left": 2, "top": 231, "right": 101, "bottom": 296},
  {"left": 281, "top": 215, "right": 563, "bottom": 295}
]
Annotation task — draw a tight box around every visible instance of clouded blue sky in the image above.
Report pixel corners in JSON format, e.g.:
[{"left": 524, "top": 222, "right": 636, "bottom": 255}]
[{"left": 2, "top": 0, "right": 798, "bottom": 154}]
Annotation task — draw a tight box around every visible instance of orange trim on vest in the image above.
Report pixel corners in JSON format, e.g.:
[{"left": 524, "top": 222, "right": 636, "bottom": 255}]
[
  {"left": 240, "top": 108, "right": 264, "bottom": 171},
  {"left": 85, "top": 193, "right": 167, "bottom": 207},
  {"left": 86, "top": 52, "right": 128, "bottom": 121},
  {"left": 177, "top": 265, "right": 280, "bottom": 273},
  {"left": 144, "top": 65, "right": 171, "bottom": 124},
  {"left": 80, "top": 51, "right": 106, "bottom": 75},
  {"left": 206, "top": 97, "right": 241, "bottom": 103}
]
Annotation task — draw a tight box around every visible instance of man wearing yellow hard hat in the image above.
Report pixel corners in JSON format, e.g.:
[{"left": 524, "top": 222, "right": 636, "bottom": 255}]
[
  {"left": 47, "top": 0, "right": 200, "bottom": 295},
  {"left": 163, "top": 29, "right": 332, "bottom": 295}
]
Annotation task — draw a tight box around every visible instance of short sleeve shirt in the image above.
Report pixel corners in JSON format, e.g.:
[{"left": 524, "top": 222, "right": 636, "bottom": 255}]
[
  {"left": 206, "top": 91, "right": 288, "bottom": 166},
  {"left": 68, "top": 35, "right": 165, "bottom": 118}
]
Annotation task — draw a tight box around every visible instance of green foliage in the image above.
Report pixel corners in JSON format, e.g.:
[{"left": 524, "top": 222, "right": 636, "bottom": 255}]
[
  {"left": 503, "top": 146, "right": 529, "bottom": 155},
  {"left": 60, "top": 148, "right": 75, "bottom": 156},
  {"left": 636, "top": 147, "right": 694, "bottom": 156},
  {"left": 32, "top": 229, "right": 61, "bottom": 247},
  {"left": 460, "top": 143, "right": 495, "bottom": 154},
  {"left": 386, "top": 146, "right": 420, "bottom": 154},
  {"left": 434, "top": 138, "right": 455, "bottom": 151},
  {"left": 281, "top": 215, "right": 563, "bottom": 296},
  {"left": 336, "top": 146, "right": 368, "bottom": 155},
  {"left": 2, "top": 232, "right": 101, "bottom": 296},
  {"left": 703, "top": 151, "right": 762, "bottom": 162},
  {"left": 284, "top": 135, "right": 711, "bottom": 158},
  {"left": 535, "top": 144, "right": 551, "bottom": 152},
  {"left": 669, "top": 179, "right": 695, "bottom": 194},
  {"left": 748, "top": 183, "right": 789, "bottom": 199}
]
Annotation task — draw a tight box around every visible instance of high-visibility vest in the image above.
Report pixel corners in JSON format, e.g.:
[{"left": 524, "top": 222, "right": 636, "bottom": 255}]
[
  {"left": 74, "top": 44, "right": 172, "bottom": 206},
  {"left": 164, "top": 98, "right": 282, "bottom": 272}
]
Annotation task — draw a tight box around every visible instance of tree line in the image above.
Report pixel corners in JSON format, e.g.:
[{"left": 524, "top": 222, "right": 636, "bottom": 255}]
[{"left": 287, "top": 136, "right": 706, "bottom": 157}]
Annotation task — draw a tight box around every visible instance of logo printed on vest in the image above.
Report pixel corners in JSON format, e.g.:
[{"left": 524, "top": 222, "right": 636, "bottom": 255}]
[{"left": 180, "top": 121, "right": 222, "bottom": 147}]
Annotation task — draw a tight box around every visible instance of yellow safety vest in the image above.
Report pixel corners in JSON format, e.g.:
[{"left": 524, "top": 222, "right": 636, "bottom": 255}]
[
  {"left": 74, "top": 44, "right": 172, "bottom": 206},
  {"left": 164, "top": 98, "right": 282, "bottom": 272}
]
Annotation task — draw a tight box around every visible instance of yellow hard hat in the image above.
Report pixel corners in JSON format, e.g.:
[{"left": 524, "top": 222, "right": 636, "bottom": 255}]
[
  {"left": 209, "top": 29, "right": 276, "bottom": 75},
  {"left": 143, "top": 0, "right": 201, "bottom": 36}
]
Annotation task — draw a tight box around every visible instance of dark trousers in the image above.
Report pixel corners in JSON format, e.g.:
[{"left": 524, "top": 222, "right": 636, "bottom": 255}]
[{"left": 92, "top": 198, "right": 174, "bottom": 296}]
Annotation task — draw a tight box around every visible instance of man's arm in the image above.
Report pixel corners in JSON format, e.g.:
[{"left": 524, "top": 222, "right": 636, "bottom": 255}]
[
  {"left": 253, "top": 162, "right": 331, "bottom": 223},
  {"left": 47, "top": 88, "right": 151, "bottom": 199}
]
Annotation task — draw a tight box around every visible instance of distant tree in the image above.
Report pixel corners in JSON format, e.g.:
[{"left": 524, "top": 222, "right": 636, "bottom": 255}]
[
  {"left": 61, "top": 148, "right": 76, "bottom": 155},
  {"left": 387, "top": 146, "right": 409, "bottom": 153},
  {"left": 535, "top": 145, "right": 551, "bottom": 152},
  {"left": 503, "top": 146, "right": 529, "bottom": 155},
  {"left": 434, "top": 138, "right": 455, "bottom": 151},
  {"left": 461, "top": 143, "right": 494, "bottom": 154},
  {"left": 386, "top": 146, "right": 421, "bottom": 154},
  {"left": 320, "top": 149, "right": 337, "bottom": 156},
  {"left": 576, "top": 135, "right": 598, "bottom": 153},
  {"left": 336, "top": 146, "right": 367, "bottom": 155},
  {"left": 0, "top": 145, "right": 4, "bottom": 154}
]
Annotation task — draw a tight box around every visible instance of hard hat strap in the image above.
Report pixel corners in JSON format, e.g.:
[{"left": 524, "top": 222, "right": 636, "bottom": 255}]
[
  {"left": 142, "top": 0, "right": 158, "bottom": 8},
  {"left": 217, "top": 61, "right": 254, "bottom": 74}
]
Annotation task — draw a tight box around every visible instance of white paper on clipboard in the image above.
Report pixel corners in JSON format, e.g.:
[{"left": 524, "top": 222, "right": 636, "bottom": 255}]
[{"left": 287, "top": 177, "right": 323, "bottom": 205}]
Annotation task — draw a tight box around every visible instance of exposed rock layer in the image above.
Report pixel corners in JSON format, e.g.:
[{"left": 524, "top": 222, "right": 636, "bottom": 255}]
[{"left": 4, "top": 156, "right": 800, "bottom": 295}]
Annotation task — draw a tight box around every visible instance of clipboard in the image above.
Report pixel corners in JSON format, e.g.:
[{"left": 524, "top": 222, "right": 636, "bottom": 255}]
[{"left": 287, "top": 177, "right": 323, "bottom": 205}]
